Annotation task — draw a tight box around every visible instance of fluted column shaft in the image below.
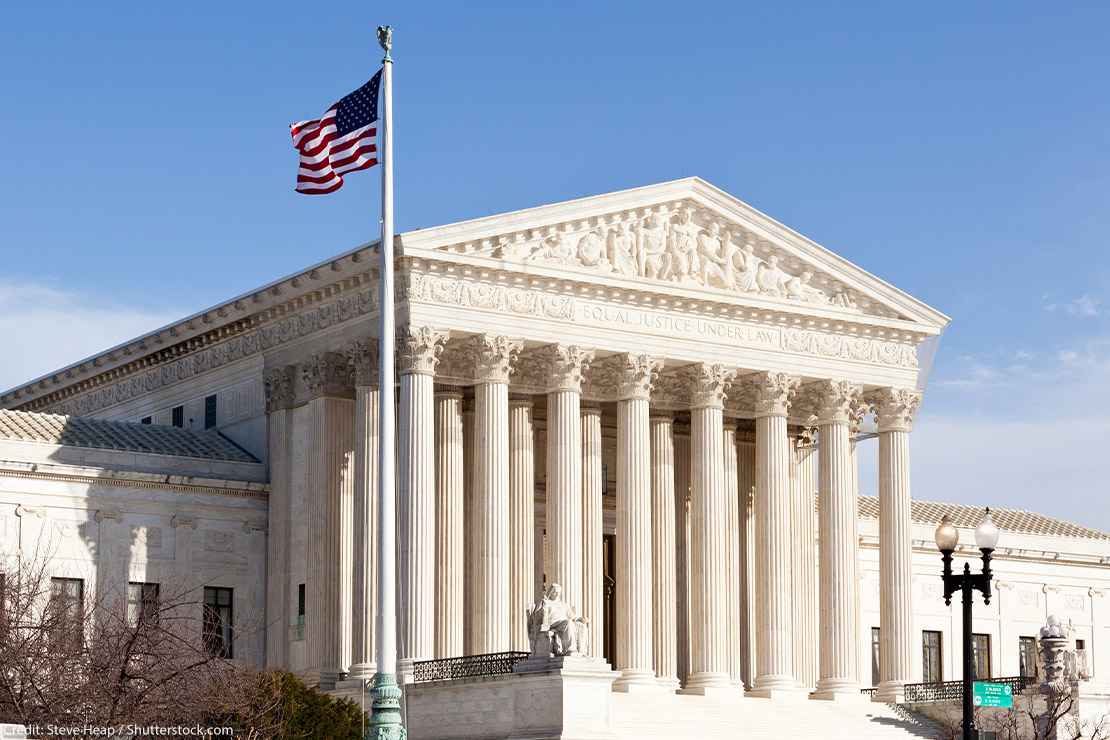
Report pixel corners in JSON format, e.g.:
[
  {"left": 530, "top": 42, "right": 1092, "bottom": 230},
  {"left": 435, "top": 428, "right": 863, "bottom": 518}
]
[
  {"left": 873, "top": 388, "right": 921, "bottom": 702},
  {"left": 434, "top": 391, "right": 464, "bottom": 658},
  {"left": 792, "top": 444, "right": 819, "bottom": 689},
  {"left": 737, "top": 434, "right": 757, "bottom": 689},
  {"left": 473, "top": 380, "right": 510, "bottom": 653},
  {"left": 723, "top": 425, "right": 744, "bottom": 690},
  {"left": 509, "top": 399, "right": 536, "bottom": 651},
  {"left": 752, "top": 372, "right": 799, "bottom": 696},
  {"left": 651, "top": 415, "right": 679, "bottom": 689},
  {"left": 397, "top": 328, "right": 446, "bottom": 672},
  {"left": 674, "top": 431, "right": 692, "bottom": 687},
  {"left": 544, "top": 345, "right": 592, "bottom": 613},
  {"left": 581, "top": 406, "right": 605, "bottom": 654},
  {"left": 462, "top": 399, "right": 476, "bottom": 655},
  {"left": 349, "top": 376, "right": 380, "bottom": 678},
  {"left": 615, "top": 359, "right": 656, "bottom": 687},
  {"left": 813, "top": 392, "right": 861, "bottom": 699},
  {"left": 685, "top": 364, "right": 734, "bottom": 692}
]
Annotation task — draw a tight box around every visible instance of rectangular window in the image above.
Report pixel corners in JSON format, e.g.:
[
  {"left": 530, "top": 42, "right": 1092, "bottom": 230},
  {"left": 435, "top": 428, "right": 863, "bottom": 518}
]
[
  {"left": 50, "top": 578, "right": 84, "bottom": 646},
  {"left": 871, "top": 627, "right": 881, "bottom": 687},
  {"left": 1019, "top": 636, "right": 1037, "bottom": 678},
  {"left": 1077, "top": 639, "right": 1086, "bottom": 651},
  {"left": 127, "top": 582, "right": 160, "bottom": 627},
  {"left": 204, "top": 394, "right": 217, "bottom": 430},
  {"left": 972, "top": 633, "right": 992, "bottom": 679},
  {"left": 203, "top": 587, "right": 234, "bottom": 658},
  {"left": 293, "top": 583, "right": 306, "bottom": 641},
  {"left": 171, "top": 405, "right": 184, "bottom": 428},
  {"left": 140, "top": 416, "right": 152, "bottom": 425},
  {"left": 922, "top": 630, "right": 943, "bottom": 683}
]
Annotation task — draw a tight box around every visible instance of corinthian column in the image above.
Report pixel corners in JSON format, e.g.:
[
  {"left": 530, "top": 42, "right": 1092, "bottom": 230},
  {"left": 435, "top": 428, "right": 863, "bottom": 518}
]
[
  {"left": 614, "top": 355, "right": 661, "bottom": 690},
  {"left": 751, "top": 371, "right": 801, "bottom": 698},
  {"left": 468, "top": 334, "right": 521, "bottom": 653},
  {"left": 722, "top": 423, "right": 743, "bottom": 690},
  {"left": 812, "top": 381, "right": 863, "bottom": 700},
  {"left": 347, "top": 342, "right": 380, "bottom": 679},
  {"left": 263, "top": 365, "right": 295, "bottom": 669},
  {"left": 301, "top": 352, "right": 355, "bottom": 688},
  {"left": 736, "top": 430, "right": 757, "bottom": 689},
  {"left": 683, "top": 363, "right": 736, "bottom": 695},
  {"left": 674, "top": 427, "right": 692, "bottom": 687},
  {"left": 651, "top": 413, "right": 679, "bottom": 690},
  {"left": 581, "top": 404, "right": 604, "bottom": 655},
  {"left": 871, "top": 387, "right": 921, "bottom": 703},
  {"left": 397, "top": 327, "right": 447, "bottom": 672},
  {"left": 543, "top": 345, "right": 594, "bottom": 614},
  {"left": 792, "top": 433, "right": 819, "bottom": 690},
  {"left": 509, "top": 398, "right": 536, "bottom": 651},
  {"left": 434, "top": 389, "right": 464, "bottom": 658}
]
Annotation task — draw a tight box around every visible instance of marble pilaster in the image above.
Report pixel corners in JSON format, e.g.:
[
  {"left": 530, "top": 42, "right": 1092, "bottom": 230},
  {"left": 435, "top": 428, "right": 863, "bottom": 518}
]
[
  {"left": 510, "top": 398, "right": 536, "bottom": 651},
  {"left": 871, "top": 387, "right": 921, "bottom": 703},
  {"left": 614, "top": 355, "right": 660, "bottom": 690},
  {"left": 813, "top": 380, "right": 863, "bottom": 700},
  {"left": 683, "top": 363, "right": 736, "bottom": 694},
  {"left": 650, "top": 414, "right": 679, "bottom": 690},
  {"left": 792, "top": 436, "right": 819, "bottom": 690},
  {"left": 751, "top": 371, "right": 801, "bottom": 697},
  {"left": 722, "top": 423, "right": 744, "bottom": 690},
  {"left": 263, "top": 365, "right": 295, "bottom": 669},
  {"left": 543, "top": 344, "right": 594, "bottom": 614},
  {"left": 434, "top": 389, "right": 464, "bottom": 658},
  {"left": 581, "top": 404, "right": 604, "bottom": 657},
  {"left": 462, "top": 397, "right": 476, "bottom": 656},
  {"left": 674, "top": 428, "right": 692, "bottom": 688},
  {"left": 736, "top": 431, "right": 757, "bottom": 690},
  {"left": 397, "top": 327, "right": 447, "bottom": 671}
]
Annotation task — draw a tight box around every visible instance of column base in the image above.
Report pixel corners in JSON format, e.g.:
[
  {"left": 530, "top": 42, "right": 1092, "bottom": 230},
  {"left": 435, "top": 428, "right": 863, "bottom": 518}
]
[
  {"left": 749, "top": 675, "right": 804, "bottom": 700},
  {"left": 678, "top": 671, "right": 739, "bottom": 698},
  {"left": 811, "top": 680, "right": 866, "bottom": 702},
  {"left": 346, "top": 661, "right": 378, "bottom": 681},
  {"left": 613, "top": 668, "right": 663, "bottom": 692},
  {"left": 874, "top": 680, "right": 907, "bottom": 703},
  {"left": 656, "top": 676, "right": 681, "bottom": 692}
]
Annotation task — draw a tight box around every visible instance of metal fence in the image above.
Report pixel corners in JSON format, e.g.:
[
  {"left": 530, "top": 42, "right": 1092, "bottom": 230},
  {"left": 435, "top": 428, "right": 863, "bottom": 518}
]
[
  {"left": 412, "top": 651, "right": 531, "bottom": 683},
  {"left": 902, "top": 676, "right": 1032, "bottom": 704}
]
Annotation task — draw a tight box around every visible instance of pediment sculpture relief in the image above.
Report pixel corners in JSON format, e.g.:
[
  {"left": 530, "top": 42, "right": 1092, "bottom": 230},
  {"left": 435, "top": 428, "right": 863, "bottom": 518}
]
[{"left": 440, "top": 203, "right": 864, "bottom": 313}]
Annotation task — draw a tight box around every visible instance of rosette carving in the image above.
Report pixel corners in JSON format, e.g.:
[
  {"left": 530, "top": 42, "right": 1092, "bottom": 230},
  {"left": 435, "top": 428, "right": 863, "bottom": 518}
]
[{"left": 396, "top": 326, "right": 449, "bottom": 376}]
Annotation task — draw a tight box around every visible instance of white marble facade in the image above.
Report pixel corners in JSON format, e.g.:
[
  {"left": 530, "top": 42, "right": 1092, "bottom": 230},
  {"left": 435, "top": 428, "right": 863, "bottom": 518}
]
[{"left": 3, "top": 178, "right": 1110, "bottom": 703}]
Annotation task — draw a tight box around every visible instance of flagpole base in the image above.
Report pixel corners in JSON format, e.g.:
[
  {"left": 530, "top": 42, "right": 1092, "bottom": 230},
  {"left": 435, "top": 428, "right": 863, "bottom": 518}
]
[{"left": 367, "top": 672, "right": 406, "bottom": 740}]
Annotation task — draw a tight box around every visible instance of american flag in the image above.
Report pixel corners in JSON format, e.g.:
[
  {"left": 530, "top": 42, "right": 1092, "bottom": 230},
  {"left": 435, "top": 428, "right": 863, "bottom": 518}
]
[{"left": 290, "top": 70, "right": 382, "bottom": 195}]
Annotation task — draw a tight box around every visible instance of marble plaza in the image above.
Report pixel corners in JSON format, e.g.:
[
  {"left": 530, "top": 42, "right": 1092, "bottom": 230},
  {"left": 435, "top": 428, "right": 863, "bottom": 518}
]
[{"left": 3, "top": 178, "right": 1109, "bottom": 738}]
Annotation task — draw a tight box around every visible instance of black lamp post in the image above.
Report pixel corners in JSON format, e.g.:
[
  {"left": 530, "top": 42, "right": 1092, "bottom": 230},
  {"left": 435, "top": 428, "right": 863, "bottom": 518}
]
[{"left": 934, "top": 509, "right": 1000, "bottom": 740}]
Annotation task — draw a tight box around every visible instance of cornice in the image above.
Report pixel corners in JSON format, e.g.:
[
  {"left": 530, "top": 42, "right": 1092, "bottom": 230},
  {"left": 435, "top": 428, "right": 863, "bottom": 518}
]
[{"left": 0, "top": 466, "right": 268, "bottom": 500}]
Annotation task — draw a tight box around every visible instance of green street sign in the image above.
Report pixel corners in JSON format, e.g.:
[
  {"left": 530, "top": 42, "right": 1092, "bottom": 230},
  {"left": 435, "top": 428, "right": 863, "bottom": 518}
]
[{"left": 973, "top": 682, "right": 1014, "bottom": 709}]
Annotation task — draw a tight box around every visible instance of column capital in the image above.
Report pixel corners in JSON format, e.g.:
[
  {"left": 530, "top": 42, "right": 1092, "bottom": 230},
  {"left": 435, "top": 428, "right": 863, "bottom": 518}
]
[
  {"left": 751, "top": 371, "right": 800, "bottom": 417},
  {"left": 649, "top": 411, "right": 674, "bottom": 424},
  {"left": 346, "top": 339, "right": 380, "bottom": 387},
  {"left": 868, "top": 387, "right": 922, "bottom": 433},
  {"left": 580, "top": 403, "right": 603, "bottom": 418},
  {"left": 617, "top": 354, "right": 662, "bottom": 401},
  {"left": 264, "top": 365, "right": 298, "bottom": 413},
  {"left": 462, "top": 333, "right": 523, "bottom": 383},
  {"left": 397, "top": 326, "right": 449, "bottom": 376},
  {"left": 542, "top": 344, "right": 595, "bottom": 393},
  {"left": 301, "top": 351, "right": 355, "bottom": 400},
  {"left": 812, "top": 379, "right": 863, "bottom": 425},
  {"left": 508, "top": 396, "right": 533, "bottom": 411},
  {"left": 434, "top": 388, "right": 464, "bottom": 402},
  {"left": 684, "top": 363, "right": 735, "bottom": 409}
]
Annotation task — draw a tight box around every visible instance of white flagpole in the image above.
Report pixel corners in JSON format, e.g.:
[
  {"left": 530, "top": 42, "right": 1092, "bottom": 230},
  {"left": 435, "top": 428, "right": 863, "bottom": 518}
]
[{"left": 369, "top": 24, "right": 405, "bottom": 740}]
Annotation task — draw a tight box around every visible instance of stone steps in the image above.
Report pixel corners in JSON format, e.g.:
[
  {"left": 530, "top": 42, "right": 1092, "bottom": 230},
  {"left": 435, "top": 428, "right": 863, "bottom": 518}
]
[{"left": 610, "top": 692, "right": 947, "bottom": 739}]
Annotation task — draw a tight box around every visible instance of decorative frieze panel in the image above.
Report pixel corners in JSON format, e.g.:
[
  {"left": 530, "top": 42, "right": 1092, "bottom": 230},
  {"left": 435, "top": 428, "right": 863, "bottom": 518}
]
[{"left": 432, "top": 200, "right": 887, "bottom": 317}]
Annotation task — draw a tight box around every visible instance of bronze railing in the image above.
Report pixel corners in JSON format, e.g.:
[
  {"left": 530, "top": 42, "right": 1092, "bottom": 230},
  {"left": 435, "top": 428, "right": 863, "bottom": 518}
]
[
  {"left": 412, "top": 651, "right": 530, "bottom": 683},
  {"left": 858, "top": 676, "right": 1032, "bottom": 703}
]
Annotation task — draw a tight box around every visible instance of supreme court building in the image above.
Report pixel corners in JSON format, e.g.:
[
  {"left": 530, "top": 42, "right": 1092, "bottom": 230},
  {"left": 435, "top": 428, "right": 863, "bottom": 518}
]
[{"left": 4, "top": 178, "right": 1108, "bottom": 731}]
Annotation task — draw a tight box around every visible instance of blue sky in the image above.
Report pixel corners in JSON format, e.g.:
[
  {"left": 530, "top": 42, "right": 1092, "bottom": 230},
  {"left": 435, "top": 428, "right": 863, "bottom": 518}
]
[{"left": 2, "top": 2, "right": 1108, "bottom": 528}]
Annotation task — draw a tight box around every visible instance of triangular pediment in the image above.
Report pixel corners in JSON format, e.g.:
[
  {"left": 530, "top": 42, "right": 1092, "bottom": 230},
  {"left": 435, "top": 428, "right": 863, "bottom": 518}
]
[{"left": 400, "top": 177, "right": 949, "bottom": 330}]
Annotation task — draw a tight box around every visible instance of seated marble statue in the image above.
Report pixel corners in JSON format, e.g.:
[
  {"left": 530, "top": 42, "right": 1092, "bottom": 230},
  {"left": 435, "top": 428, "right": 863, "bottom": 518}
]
[{"left": 526, "top": 583, "right": 590, "bottom": 658}]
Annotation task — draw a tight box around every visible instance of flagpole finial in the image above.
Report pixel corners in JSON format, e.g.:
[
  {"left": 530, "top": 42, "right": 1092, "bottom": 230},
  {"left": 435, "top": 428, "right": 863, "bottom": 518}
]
[{"left": 377, "top": 25, "right": 393, "bottom": 62}]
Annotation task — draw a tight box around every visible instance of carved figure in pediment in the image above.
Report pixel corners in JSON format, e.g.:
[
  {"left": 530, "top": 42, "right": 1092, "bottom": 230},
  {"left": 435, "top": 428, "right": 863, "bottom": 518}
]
[
  {"left": 735, "top": 242, "right": 762, "bottom": 292},
  {"left": 529, "top": 231, "right": 574, "bottom": 264},
  {"left": 608, "top": 221, "right": 638, "bottom": 277},
  {"left": 785, "top": 270, "right": 828, "bottom": 304},
  {"left": 637, "top": 209, "right": 670, "bottom": 280},
  {"left": 757, "top": 254, "right": 789, "bottom": 296},
  {"left": 667, "top": 207, "right": 702, "bottom": 282},
  {"left": 576, "top": 227, "right": 610, "bottom": 271},
  {"left": 831, "top": 287, "right": 857, "bottom": 310},
  {"left": 698, "top": 222, "right": 735, "bottom": 289}
]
